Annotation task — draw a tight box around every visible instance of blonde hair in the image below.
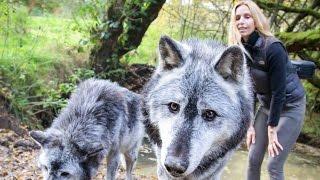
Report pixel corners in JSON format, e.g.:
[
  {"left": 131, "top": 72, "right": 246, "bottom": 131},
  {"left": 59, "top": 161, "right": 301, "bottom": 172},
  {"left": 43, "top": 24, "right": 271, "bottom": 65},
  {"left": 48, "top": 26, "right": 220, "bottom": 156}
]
[{"left": 228, "top": 0, "right": 273, "bottom": 46}]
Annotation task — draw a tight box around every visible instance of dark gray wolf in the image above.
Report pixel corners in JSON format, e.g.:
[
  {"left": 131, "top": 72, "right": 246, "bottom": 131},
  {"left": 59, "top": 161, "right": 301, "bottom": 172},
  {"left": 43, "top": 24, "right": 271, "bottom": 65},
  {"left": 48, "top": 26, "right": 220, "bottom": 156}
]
[
  {"left": 142, "top": 36, "right": 253, "bottom": 180},
  {"left": 30, "top": 78, "right": 144, "bottom": 180}
]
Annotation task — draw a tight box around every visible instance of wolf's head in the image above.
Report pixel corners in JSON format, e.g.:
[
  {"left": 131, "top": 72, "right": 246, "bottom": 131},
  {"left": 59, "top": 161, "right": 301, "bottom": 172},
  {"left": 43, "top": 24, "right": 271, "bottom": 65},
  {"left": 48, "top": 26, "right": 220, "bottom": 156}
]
[
  {"left": 30, "top": 129, "right": 104, "bottom": 180},
  {"left": 144, "top": 36, "right": 252, "bottom": 178}
]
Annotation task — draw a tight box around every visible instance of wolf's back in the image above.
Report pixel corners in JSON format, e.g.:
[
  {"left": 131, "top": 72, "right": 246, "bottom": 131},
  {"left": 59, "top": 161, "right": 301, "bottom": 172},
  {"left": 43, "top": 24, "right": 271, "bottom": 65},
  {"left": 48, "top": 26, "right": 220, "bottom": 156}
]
[{"left": 50, "top": 78, "right": 141, "bottom": 150}]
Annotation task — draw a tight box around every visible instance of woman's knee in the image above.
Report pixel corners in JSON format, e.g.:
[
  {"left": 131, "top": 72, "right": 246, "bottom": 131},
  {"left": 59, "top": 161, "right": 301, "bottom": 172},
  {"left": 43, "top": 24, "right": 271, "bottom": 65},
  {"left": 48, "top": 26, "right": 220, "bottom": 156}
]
[
  {"left": 267, "top": 159, "right": 283, "bottom": 175},
  {"left": 248, "top": 151, "right": 264, "bottom": 167}
]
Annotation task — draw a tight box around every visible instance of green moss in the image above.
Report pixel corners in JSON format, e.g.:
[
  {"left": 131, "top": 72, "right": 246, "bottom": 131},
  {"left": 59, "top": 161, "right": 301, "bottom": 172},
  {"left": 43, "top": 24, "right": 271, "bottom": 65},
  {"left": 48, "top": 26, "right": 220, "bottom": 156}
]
[{"left": 278, "top": 29, "right": 320, "bottom": 45}]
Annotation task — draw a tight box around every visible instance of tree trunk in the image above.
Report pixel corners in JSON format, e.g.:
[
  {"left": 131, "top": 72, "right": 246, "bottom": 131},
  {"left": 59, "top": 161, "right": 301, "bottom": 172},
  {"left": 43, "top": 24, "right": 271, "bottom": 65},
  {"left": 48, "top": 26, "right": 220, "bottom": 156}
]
[
  {"left": 277, "top": 29, "right": 320, "bottom": 52},
  {"left": 89, "top": 0, "right": 126, "bottom": 75},
  {"left": 255, "top": 0, "right": 320, "bottom": 19},
  {"left": 286, "top": 0, "right": 320, "bottom": 32},
  {"left": 90, "top": 0, "right": 166, "bottom": 77},
  {"left": 269, "top": 0, "right": 284, "bottom": 31},
  {"left": 28, "top": 0, "right": 36, "bottom": 14}
]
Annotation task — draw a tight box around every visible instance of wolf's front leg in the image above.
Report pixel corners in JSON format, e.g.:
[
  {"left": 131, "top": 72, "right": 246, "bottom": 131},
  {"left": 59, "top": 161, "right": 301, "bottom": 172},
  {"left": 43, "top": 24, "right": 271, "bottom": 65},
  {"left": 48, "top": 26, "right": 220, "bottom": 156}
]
[
  {"left": 106, "top": 150, "right": 120, "bottom": 180},
  {"left": 124, "top": 145, "right": 139, "bottom": 180}
]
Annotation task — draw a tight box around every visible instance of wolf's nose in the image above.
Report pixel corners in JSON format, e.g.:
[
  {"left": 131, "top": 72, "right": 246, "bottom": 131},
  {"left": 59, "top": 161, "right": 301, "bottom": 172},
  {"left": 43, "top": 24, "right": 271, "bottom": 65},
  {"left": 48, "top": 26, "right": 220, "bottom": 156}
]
[{"left": 164, "top": 156, "right": 188, "bottom": 176}]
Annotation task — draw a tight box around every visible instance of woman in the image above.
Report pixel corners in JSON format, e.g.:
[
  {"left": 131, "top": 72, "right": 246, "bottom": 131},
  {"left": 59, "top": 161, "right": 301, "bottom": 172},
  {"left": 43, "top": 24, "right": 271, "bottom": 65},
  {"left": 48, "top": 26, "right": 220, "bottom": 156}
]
[{"left": 228, "top": 1, "right": 306, "bottom": 180}]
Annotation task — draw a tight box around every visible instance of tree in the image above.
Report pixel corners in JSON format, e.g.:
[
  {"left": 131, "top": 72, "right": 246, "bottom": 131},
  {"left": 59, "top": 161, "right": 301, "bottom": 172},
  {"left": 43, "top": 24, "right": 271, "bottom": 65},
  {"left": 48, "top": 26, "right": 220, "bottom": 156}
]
[
  {"left": 89, "top": 0, "right": 166, "bottom": 78},
  {"left": 163, "top": 0, "right": 232, "bottom": 41}
]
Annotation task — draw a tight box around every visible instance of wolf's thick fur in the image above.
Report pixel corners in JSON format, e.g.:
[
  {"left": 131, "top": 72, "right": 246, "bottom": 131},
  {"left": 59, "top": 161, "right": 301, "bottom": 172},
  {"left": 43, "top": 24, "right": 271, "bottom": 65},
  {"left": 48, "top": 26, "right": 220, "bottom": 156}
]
[
  {"left": 30, "top": 79, "right": 144, "bottom": 180},
  {"left": 142, "top": 36, "right": 253, "bottom": 180}
]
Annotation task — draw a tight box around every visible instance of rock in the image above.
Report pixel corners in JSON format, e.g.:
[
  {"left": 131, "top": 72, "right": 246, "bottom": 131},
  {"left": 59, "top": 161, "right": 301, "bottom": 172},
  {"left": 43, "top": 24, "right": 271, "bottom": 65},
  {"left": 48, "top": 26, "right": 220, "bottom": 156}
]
[
  {"left": 293, "top": 143, "right": 320, "bottom": 157},
  {"left": 0, "top": 129, "right": 18, "bottom": 147},
  {"left": 0, "top": 139, "right": 10, "bottom": 147},
  {"left": 13, "top": 139, "right": 40, "bottom": 150},
  {"left": 0, "top": 115, "right": 28, "bottom": 136},
  {"left": 0, "top": 145, "right": 10, "bottom": 156}
]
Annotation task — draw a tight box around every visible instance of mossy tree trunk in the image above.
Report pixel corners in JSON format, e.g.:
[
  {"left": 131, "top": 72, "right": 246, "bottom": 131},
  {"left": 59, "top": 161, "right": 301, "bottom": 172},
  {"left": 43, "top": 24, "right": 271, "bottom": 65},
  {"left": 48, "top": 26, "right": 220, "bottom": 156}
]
[
  {"left": 277, "top": 29, "right": 320, "bottom": 54},
  {"left": 89, "top": 0, "right": 166, "bottom": 79}
]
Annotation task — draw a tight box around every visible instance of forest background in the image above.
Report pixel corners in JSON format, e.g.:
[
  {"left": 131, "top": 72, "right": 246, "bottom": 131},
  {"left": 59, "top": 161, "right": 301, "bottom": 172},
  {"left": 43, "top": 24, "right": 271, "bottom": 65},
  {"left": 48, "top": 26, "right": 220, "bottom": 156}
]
[{"left": 0, "top": 0, "right": 319, "bottom": 147}]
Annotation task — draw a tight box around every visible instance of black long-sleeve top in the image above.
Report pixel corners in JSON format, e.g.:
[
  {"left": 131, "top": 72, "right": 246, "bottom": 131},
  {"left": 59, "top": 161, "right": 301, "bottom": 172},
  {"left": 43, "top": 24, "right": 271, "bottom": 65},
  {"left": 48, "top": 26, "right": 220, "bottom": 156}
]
[
  {"left": 244, "top": 32, "right": 287, "bottom": 127},
  {"left": 266, "top": 43, "right": 287, "bottom": 126}
]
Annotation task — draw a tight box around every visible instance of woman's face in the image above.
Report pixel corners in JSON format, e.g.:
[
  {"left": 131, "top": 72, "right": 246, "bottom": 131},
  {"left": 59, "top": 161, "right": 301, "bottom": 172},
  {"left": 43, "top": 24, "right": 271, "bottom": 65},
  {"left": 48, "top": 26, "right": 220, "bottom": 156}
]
[{"left": 235, "top": 5, "right": 255, "bottom": 41}]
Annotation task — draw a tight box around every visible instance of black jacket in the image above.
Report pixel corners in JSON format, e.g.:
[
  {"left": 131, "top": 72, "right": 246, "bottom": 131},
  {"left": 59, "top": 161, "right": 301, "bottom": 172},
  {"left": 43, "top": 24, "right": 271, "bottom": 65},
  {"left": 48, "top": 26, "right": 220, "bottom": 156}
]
[{"left": 243, "top": 32, "right": 305, "bottom": 126}]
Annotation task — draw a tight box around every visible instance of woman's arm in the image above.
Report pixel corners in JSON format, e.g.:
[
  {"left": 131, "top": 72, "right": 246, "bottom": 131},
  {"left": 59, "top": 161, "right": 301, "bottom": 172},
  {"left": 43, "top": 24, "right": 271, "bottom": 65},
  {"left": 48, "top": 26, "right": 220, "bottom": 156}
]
[
  {"left": 266, "top": 42, "right": 287, "bottom": 127},
  {"left": 266, "top": 42, "right": 287, "bottom": 156}
]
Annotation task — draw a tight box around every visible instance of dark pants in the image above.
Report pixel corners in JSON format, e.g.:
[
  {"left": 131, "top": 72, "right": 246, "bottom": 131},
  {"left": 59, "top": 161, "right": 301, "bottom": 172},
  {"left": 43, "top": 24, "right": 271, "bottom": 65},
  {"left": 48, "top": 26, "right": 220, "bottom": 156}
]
[{"left": 247, "top": 96, "right": 306, "bottom": 180}]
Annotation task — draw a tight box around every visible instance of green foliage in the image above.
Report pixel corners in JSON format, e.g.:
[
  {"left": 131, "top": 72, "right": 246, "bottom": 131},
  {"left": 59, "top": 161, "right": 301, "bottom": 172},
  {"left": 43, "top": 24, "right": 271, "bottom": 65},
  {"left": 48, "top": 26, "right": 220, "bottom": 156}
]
[
  {"left": 120, "top": 7, "right": 180, "bottom": 65},
  {"left": 42, "top": 68, "right": 95, "bottom": 114},
  {"left": 19, "top": 0, "right": 63, "bottom": 16},
  {"left": 304, "top": 82, "right": 320, "bottom": 112},
  {"left": 0, "top": 0, "right": 319, "bottom": 141},
  {"left": 70, "top": 0, "right": 107, "bottom": 44},
  {"left": 302, "top": 81, "right": 320, "bottom": 137},
  {"left": 0, "top": 2, "right": 92, "bottom": 127}
]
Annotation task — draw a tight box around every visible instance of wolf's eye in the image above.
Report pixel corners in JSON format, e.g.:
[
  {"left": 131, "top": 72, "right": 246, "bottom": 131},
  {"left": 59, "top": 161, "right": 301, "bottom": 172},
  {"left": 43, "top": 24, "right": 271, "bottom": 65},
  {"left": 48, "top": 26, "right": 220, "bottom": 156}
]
[
  {"left": 41, "top": 165, "right": 48, "bottom": 171},
  {"left": 168, "top": 102, "right": 180, "bottom": 113},
  {"left": 60, "top": 171, "right": 70, "bottom": 177},
  {"left": 202, "top": 109, "right": 217, "bottom": 121}
]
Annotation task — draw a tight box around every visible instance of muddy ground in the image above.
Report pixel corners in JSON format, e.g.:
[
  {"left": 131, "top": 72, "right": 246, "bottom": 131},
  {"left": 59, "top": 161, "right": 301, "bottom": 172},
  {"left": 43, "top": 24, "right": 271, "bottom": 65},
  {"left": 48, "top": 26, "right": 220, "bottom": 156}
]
[
  {"left": 1, "top": 128, "right": 320, "bottom": 180},
  {"left": 0, "top": 128, "right": 158, "bottom": 180}
]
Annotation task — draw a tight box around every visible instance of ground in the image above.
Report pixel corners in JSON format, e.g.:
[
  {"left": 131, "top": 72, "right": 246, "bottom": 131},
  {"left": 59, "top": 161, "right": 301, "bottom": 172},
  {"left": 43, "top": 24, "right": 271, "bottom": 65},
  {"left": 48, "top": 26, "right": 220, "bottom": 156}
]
[
  {"left": 1, "top": 128, "right": 320, "bottom": 180},
  {"left": 0, "top": 128, "right": 157, "bottom": 180}
]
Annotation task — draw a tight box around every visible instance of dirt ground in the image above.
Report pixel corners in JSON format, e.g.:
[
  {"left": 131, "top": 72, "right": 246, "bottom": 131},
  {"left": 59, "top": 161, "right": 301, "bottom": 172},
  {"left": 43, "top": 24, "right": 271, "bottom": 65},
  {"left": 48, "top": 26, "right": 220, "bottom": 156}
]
[
  {"left": 0, "top": 128, "right": 157, "bottom": 180},
  {"left": 1, "top": 128, "right": 320, "bottom": 180}
]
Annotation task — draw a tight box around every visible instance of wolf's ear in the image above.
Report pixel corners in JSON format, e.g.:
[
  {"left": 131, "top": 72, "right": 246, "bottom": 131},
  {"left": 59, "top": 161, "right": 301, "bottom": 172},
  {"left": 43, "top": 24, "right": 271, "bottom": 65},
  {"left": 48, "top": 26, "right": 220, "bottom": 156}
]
[
  {"left": 29, "top": 130, "right": 48, "bottom": 147},
  {"left": 215, "top": 45, "right": 244, "bottom": 83},
  {"left": 158, "top": 35, "right": 184, "bottom": 70}
]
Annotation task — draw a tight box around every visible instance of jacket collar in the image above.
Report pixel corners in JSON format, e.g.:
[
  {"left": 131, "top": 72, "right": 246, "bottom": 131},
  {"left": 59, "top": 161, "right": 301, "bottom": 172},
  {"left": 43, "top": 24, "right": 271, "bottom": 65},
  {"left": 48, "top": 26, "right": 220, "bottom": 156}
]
[{"left": 242, "top": 31, "right": 265, "bottom": 49}]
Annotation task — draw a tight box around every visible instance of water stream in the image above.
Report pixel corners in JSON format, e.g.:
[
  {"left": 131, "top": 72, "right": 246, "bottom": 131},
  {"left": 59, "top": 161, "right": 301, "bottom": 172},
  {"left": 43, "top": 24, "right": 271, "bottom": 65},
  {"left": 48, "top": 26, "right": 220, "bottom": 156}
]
[{"left": 134, "top": 140, "right": 320, "bottom": 180}]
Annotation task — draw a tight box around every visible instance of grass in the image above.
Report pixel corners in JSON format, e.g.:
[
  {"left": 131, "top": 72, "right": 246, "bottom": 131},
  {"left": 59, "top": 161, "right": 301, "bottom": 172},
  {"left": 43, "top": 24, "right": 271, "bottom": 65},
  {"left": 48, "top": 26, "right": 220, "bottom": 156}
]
[
  {"left": 1, "top": 15, "right": 89, "bottom": 78},
  {"left": 0, "top": 6, "right": 91, "bottom": 124}
]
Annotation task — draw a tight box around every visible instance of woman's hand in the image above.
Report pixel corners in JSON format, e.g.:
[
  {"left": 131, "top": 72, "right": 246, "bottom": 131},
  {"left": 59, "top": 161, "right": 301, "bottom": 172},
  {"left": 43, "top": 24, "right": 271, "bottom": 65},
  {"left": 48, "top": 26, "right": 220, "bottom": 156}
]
[
  {"left": 246, "top": 125, "right": 255, "bottom": 150},
  {"left": 267, "top": 125, "right": 283, "bottom": 157}
]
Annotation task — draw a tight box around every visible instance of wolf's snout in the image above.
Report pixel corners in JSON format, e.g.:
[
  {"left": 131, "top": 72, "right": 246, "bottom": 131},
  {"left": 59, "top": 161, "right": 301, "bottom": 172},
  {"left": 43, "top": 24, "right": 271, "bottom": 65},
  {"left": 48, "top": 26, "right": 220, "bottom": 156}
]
[{"left": 164, "top": 156, "right": 188, "bottom": 177}]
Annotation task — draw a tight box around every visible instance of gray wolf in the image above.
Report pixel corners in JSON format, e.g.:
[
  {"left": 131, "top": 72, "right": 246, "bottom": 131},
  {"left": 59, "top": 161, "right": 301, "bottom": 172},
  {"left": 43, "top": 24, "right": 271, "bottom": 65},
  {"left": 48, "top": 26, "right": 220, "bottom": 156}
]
[
  {"left": 30, "top": 78, "right": 145, "bottom": 180},
  {"left": 142, "top": 36, "right": 253, "bottom": 179}
]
